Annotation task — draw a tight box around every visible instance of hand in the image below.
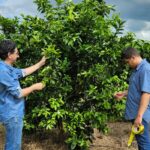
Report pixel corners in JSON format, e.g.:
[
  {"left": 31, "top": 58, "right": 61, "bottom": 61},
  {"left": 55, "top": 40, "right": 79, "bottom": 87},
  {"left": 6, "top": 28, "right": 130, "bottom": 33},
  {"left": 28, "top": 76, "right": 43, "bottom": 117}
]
[
  {"left": 114, "top": 91, "right": 125, "bottom": 101},
  {"left": 134, "top": 116, "right": 142, "bottom": 127},
  {"left": 39, "top": 56, "right": 47, "bottom": 67},
  {"left": 32, "top": 82, "right": 45, "bottom": 91}
]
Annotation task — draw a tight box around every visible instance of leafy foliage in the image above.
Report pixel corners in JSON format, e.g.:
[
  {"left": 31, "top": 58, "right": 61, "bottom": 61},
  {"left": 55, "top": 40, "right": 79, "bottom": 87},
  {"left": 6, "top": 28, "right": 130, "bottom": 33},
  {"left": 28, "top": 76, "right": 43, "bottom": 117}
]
[{"left": 1, "top": 0, "right": 150, "bottom": 149}]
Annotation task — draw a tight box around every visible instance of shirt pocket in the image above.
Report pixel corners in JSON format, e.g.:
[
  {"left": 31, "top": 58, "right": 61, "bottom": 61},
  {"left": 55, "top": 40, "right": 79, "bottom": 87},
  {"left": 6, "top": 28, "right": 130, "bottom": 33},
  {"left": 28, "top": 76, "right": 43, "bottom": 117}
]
[{"left": 129, "top": 74, "right": 136, "bottom": 84}]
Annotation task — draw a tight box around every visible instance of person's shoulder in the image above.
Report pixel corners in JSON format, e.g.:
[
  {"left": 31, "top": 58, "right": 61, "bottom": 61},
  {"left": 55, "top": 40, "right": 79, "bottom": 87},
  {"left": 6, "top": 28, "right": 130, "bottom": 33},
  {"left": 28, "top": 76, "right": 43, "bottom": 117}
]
[
  {"left": 0, "top": 62, "right": 9, "bottom": 73},
  {"left": 145, "top": 60, "right": 150, "bottom": 67},
  {"left": 142, "top": 61, "right": 150, "bottom": 71}
]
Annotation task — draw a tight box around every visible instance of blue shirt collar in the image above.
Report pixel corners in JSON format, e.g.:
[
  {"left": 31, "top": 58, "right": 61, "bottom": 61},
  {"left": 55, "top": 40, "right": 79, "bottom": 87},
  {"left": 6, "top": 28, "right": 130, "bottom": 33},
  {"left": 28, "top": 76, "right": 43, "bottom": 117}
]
[
  {"left": 136, "top": 59, "right": 146, "bottom": 71},
  {"left": 0, "top": 61, "right": 14, "bottom": 71}
]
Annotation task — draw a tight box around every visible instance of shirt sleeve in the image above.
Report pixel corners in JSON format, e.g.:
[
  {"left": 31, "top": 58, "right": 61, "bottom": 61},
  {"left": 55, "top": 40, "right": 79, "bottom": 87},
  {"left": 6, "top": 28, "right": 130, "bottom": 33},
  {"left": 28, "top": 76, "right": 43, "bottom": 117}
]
[
  {"left": 0, "top": 71, "right": 22, "bottom": 98},
  {"left": 14, "top": 68, "right": 26, "bottom": 78},
  {"left": 140, "top": 69, "right": 150, "bottom": 93}
]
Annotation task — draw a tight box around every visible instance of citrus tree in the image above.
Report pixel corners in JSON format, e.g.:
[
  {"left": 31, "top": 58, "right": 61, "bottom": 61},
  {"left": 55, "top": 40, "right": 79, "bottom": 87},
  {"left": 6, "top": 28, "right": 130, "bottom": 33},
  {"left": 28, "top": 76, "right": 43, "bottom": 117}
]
[{"left": 1, "top": 0, "right": 150, "bottom": 149}]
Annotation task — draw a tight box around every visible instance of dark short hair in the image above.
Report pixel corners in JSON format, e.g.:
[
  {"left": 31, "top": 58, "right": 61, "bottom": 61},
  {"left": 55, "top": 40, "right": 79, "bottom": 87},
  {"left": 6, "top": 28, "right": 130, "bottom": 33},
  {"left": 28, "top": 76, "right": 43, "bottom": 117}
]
[
  {"left": 0, "top": 39, "right": 16, "bottom": 60},
  {"left": 121, "top": 47, "right": 140, "bottom": 60}
]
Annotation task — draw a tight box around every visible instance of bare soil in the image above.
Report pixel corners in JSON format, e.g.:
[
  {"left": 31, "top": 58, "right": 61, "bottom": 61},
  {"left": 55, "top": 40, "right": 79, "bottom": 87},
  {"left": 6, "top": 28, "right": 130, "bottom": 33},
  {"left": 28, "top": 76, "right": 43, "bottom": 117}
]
[
  {"left": 0, "top": 122, "right": 138, "bottom": 150},
  {"left": 90, "top": 122, "right": 137, "bottom": 150}
]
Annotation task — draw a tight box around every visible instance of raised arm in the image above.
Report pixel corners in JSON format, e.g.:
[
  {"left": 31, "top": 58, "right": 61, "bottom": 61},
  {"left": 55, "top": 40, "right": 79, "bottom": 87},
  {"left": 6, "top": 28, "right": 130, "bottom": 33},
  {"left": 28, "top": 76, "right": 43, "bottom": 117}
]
[{"left": 24, "top": 56, "right": 46, "bottom": 76}]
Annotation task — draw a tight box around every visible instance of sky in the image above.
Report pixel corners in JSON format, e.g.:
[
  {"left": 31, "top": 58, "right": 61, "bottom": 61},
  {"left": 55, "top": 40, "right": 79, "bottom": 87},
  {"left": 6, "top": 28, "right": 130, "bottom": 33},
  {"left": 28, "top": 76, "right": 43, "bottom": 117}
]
[
  {"left": 0, "top": 0, "right": 150, "bottom": 41},
  {"left": 106, "top": 0, "right": 150, "bottom": 41}
]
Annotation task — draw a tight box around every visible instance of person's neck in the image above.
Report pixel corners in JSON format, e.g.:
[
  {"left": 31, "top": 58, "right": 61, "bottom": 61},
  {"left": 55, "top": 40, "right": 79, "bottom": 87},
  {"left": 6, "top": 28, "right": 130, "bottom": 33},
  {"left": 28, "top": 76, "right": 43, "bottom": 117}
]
[
  {"left": 4, "top": 59, "right": 13, "bottom": 66},
  {"left": 136, "top": 57, "right": 143, "bottom": 67},
  {"left": 137, "top": 57, "right": 143, "bottom": 64}
]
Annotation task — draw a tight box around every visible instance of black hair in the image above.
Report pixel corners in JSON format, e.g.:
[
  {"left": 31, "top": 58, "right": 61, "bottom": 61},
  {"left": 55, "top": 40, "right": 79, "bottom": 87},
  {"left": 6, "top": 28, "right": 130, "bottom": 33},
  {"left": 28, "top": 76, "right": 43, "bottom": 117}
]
[
  {"left": 121, "top": 47, "right": 140, "bottom": 60},
  {"left": 0, "top": 39, "right": 16, "bottom": 60}
]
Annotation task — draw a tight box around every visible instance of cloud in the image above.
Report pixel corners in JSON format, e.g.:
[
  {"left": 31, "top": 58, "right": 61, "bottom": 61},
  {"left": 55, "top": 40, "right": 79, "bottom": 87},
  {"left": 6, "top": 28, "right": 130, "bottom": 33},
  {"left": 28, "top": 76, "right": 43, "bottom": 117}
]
[
  {"left": 122, "top": 19, "right": 150, "bottom": 41},
  {"left": 135, "top": 21, "right": 150, "bottom": 41},
  {"left": 0, "top": 0, "right": 40, "bottom": 18},
  {"left": 106, "top": 0, "right": 150, "bottom": 40},
  {"left": 0, "top": 0, "right": 80, "bottom": 18},
  {"left": 122, "top": 3, "right": 150, "bottom": 21},
  {"left": 106, "top": 0, "right": 150, "bottom": 21},
  {"left": 133, "top": 0, "right": 150, "bottom": 4},
  {"left": 125, "top": 20, "right": 146, "bottom": 32}
]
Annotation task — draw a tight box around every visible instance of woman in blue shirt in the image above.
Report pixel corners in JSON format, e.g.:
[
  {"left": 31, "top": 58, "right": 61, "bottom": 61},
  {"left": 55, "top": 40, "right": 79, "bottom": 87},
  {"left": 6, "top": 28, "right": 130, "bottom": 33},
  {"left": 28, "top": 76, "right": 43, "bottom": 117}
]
[{"left": 0, "top": 39, "right": 46, "bottom": 150}]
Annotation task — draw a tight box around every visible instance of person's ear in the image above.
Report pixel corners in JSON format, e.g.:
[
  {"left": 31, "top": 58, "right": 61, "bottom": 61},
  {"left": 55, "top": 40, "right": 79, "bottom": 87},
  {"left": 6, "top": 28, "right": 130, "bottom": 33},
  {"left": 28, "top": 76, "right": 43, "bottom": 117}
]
[{"left": 8, "top": 52, "right": 12, "bottom": 59}]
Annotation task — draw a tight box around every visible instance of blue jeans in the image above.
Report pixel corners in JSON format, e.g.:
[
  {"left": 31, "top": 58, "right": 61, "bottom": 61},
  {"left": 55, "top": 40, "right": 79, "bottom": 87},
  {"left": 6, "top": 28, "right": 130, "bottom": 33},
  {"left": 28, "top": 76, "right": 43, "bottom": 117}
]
[
  {"left": 134, "top": 119, "right": 150, "bottom": 150},
  {"left": 3, "top": 116, "right": 23, "bottom": 150}
]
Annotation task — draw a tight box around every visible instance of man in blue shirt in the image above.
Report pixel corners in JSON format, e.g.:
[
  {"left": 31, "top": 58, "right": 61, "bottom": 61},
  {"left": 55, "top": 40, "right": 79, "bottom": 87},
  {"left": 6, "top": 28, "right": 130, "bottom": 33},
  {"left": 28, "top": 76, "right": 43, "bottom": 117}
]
[
  {"left": 0, "top": 39, "right": 46, "bottom": 150},
  {"left": 115, "top": 47, "right": 150, "bottom": 150}
]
